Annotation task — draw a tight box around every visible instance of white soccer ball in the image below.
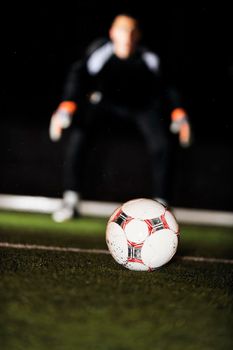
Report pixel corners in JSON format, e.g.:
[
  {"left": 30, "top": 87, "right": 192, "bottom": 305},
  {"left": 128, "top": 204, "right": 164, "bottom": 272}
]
[{"left": 106, "top": 198, "right": 179, "bottom": 271}]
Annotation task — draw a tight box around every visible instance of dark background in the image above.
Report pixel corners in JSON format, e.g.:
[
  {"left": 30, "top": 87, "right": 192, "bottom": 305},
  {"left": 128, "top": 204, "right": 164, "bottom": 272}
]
[{"left": 1, "top": 2, "right": 233, "bottom": 210}]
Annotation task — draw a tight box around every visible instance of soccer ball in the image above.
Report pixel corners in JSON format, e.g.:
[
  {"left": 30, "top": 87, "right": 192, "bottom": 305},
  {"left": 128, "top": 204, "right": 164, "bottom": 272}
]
[{"left": 106, "top": 198, "right": 179, "bottom": 271}]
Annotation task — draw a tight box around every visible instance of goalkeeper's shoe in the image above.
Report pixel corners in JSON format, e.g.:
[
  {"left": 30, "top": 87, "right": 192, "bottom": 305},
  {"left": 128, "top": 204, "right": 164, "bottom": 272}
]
[
  {"left": 52, "top": 206, "right": 76, "bottom": 223},
  {"left": 52, "top": 191, "right": 80, "bottom": 222}
]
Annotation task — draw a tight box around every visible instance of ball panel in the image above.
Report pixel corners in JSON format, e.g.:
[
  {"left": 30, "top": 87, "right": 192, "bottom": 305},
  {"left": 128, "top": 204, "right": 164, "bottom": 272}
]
[
  {"left": 124, "top": 219, "right": 149, "bottom": 244},
  {"left": 122, "top": 198, "right": 165, "bottom": 219},
  {"left": 108, "top": 206, "right": 122, "bottom": 223},
  {"left": 125, "top": 261, "right": 149, "bottom": 271},
  {"left": 164, "top": 210, "right": 179, "bottom": 233},
  {"left": 141, "top": 229, "right": 178, "bottom": 268},
  {"left": 106, "top": 222, "right": 128, "bottom": 265}
]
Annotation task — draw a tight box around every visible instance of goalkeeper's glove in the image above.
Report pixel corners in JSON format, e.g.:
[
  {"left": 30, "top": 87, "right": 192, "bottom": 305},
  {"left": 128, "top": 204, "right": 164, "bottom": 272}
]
[
  {"left": 170, "top": 108, "right": 191, "bottom": 147},
  {"left": 49, "top": 101, "right": 77, "bottom": 142}
]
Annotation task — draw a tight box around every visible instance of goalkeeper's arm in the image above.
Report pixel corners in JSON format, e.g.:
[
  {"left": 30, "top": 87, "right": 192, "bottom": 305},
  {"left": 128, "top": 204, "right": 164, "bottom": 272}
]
[
  {"left": 49, "top": 101, "right": 77, "bottom": 142},
  {"left": 163, "top": 84, "right": 192, "bottom": 147},
  {"left": 170, "top": 108, "right": 191, "bottom": 147}
]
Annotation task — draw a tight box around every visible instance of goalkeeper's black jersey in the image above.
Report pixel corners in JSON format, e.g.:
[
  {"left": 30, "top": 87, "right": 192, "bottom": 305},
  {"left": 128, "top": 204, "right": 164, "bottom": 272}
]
[{"left": 62, "top": 40, "right": 181, "bottom": 113}]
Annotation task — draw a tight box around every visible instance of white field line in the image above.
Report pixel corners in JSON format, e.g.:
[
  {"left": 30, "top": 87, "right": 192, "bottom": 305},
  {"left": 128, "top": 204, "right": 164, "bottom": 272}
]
[
  {"left": 1, "top": 242, "right": 233, "bottom": 265},
  {"left": 0, "top": 242, "right": 109, "bottom": 255}
]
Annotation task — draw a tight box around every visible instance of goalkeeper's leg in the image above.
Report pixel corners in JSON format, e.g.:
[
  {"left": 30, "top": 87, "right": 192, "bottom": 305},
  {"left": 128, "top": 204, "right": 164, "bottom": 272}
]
[
  {"left": 136, "top": 111, "right": 171, "bottom": 206},
  {"left": 52, "top": 128, "right": 86, "bottom": 222}
]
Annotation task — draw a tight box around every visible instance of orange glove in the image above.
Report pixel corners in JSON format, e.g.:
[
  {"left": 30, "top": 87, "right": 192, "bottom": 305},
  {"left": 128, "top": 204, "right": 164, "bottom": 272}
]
[
  {"left": 49, "top": 101, "right": 77, "bottom": 142},
  {"left": 170, "top": 108, "right": 191, "bottom": 147}
]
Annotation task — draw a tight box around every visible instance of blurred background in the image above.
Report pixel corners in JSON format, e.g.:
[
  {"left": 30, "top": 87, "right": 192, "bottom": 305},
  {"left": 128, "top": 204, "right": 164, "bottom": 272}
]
[{"left": 1, "top": 2, "right": 232, "bottom": 211}]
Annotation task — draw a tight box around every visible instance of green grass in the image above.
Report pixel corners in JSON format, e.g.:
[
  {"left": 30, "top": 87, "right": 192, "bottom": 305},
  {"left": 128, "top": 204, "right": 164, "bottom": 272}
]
[
  {"left": 0, "top": 210, "right": 233, "bottom": 350},
  {"left": 0, "top": 211, "right": 106, "bottom": 234}
]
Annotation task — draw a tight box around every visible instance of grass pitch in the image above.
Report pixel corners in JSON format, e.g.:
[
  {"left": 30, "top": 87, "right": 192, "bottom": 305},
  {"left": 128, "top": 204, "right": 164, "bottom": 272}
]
[{"left": 0, "top": 211, "right": 233, "bottom": 350}]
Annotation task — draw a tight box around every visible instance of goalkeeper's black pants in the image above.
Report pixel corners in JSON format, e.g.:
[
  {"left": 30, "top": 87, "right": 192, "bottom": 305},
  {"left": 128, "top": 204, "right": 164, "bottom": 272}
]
[{"left": 63, "top": 107, "right": 172, "bottom": 201}]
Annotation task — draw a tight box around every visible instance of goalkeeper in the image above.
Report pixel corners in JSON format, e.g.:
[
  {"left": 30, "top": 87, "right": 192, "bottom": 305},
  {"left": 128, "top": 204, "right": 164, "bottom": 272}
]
[{"left": 49, "top": 13, "right": 191, "bottom": 222}]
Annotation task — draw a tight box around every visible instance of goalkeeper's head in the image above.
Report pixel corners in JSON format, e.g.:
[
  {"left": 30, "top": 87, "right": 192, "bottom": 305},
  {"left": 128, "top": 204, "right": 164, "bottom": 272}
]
[{"left": 109, "top": 14, "right": 141, "bottom": 59}]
